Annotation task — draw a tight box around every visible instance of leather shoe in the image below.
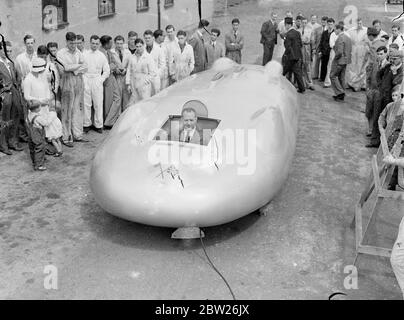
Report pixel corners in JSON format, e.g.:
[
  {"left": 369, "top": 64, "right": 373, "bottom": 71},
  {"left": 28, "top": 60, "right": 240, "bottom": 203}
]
[
  {"left": 365, "top": 143, "right": 379, "bottom": 148},
  {"left": 94, "top": 128, "right": 103, "bottom": 134},
  {"left": 333, "top": 94, "right": 344, "bottom": 101},
  {"left": 74, "top": 138, "right": 89, "bottom": 143},
  {"left": 297, "top": 89, "right": 305, "bottom": 94},
  {"left": 83, "top": 126, "right": 91, "bottom": 134},
  {"left": 9, "top": 143, "right": 24, "bottom": 151},
  {"left": 0, "top": 148, "right": 12, "bottom": 155},
  {"left": 62, "top": 141, "right": 74, "bottom": 148}
]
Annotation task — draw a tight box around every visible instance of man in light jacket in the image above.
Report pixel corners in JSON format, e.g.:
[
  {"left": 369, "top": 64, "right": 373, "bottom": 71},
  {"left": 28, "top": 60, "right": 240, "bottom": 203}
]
[{"left": 330, "top": 24, "right": 352, "bottom": 101}]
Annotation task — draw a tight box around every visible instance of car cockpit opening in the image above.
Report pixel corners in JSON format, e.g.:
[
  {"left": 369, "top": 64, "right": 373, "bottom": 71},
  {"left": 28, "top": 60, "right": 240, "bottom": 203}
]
[
  {"left": 154, "top": 99, "right": 220, "bottom": 146},
  {"left": 154, "top": 115, "right": 220, "bottom": 146}
]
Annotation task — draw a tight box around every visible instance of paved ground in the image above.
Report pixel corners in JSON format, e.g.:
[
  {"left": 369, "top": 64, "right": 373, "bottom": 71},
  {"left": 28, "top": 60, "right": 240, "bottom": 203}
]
[{"left": 1, "top": 0, "right": 403, "bottom": 299}]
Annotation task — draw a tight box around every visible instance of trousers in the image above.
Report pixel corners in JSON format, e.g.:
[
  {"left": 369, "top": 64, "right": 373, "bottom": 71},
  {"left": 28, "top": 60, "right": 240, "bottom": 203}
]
[
  {"left": 391, "top": 217, "right": 404, "bottom": 298},
  {"left": 60, "top": 73, "right": 84, "bottom": 142},
  {"left": 370, "top": 95, "right": 391, "bottom": 145},
  {"left": 282, "top": 58, "right": 305, "bottom": 91},
  {"left": 330, "top": 62, "right": 347, "bottom": 96},
  {"left": 1, "top": 87, "right": 21, "bottom": 149},
  {"left": 84, "top": 75, "right": 104, "bottom": 129},
  {"left": 262, "top": 42, "right": 275, "bottom": 66},
  {"left": 27, "top": 122, "right": 46, "bottom": 169},
  {"left": 365, "top": 89, "right": 382, "bottom": 121},
  {"left": 320, "top": 53, "right": 330, "bottom": 81}
]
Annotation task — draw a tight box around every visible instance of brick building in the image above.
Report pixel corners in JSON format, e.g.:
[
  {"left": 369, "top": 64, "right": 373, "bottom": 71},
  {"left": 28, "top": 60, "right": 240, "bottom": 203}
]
[{"left": 0, "top": 0, "right": 214, "bottom": 54}]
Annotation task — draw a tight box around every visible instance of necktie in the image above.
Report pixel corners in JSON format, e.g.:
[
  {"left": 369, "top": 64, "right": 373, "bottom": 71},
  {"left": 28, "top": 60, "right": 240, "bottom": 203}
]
[
  {"left": 302, "top": 27, "right": 305, "bottom": 36},
  {"left": 118, "top": 49, "right": 123, "bottom": 62},
  {"left": 234, "top": 32, "right": 237, "bottom": 40},
  {"left": 184, "top": 131, "right": 189, "bottom": 143},
  {"left": 147, "top": 46, "right": 152, "bottom": 53},
  {"left": 212, "top": 42, "right": 215, "bottom": 49}
]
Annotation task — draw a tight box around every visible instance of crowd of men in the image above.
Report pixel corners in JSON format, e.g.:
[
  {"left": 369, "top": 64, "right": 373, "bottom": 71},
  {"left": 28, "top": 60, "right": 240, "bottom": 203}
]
[
  {"left": 260, "top": 12, "right": 404, "bottom": 153},
  {"left": 263, "top": 11, "right": 404, "bottom": 298},
  {"left": 0, "top": 18, "right": 245, "bottom": 164},
  {"left": 1, "top": 11, "right": 404, "bottom": 297}
]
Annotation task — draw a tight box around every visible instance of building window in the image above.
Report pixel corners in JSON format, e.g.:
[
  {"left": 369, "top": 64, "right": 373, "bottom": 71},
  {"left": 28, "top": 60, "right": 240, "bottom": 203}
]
[
  {"left": 137, "top": 0, "right": 149, "bottom": 12},
  {"left": 42, "top": 0, "right": 68, "bottom": 30},
  {"left": 164, "top": 0, "right": 174, "bottom": 8},
  {"left": 98, "top": 0, "right": 115, "bottom": 18}
]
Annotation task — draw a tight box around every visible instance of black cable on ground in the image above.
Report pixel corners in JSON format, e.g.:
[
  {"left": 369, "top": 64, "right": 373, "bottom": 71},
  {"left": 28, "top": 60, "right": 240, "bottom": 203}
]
[{"left": 199, "top": 228, "right": 236, "bottom": 300}]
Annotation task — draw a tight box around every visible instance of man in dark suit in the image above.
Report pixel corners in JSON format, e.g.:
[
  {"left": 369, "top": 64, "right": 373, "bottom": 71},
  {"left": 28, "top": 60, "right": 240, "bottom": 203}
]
[
  {"left": 330, "top": 24, "right": 352, "bottom": 101},
  {"left": 188, "top": 19, "right": 210, "bottom": 74},
  {"left": 311, "top": 16, "right": 328, "bottom": 79},
  {"left": 260, "top": 12, "right": 278, "bottom": 65},
  {"left": 179, "top": 107, "right": 204, "bottom": 145},
  {"left": 282, "top": 17, "right": 305, "bottom": 93},
  {"left": 318, "top": 18, "right": 335, "bottom": 82},
  {"left": 0, "top": 41, "right": 23, "bottom": 155}
]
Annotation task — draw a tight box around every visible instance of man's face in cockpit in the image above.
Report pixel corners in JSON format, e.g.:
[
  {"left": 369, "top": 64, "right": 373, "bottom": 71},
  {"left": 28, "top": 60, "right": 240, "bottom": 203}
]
[{"left": 182, "top": 111, "right": 197, "bottom": 131}]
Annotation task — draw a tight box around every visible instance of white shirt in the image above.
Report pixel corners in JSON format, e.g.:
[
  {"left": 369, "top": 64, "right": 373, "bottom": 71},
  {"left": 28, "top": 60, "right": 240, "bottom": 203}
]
[
  {"left": 111, "top": 47, "right": 132, "bottom": 70},
  {"left": 183, "top": 127, "right": 196, "bottom": 142},
  {"left": 388, "top": 34, "right": 404, "bottom": 51},
  {"left": 23, "top": 72, "right": 51, "bottom": 103},
  {"left": 57, "top": 47, "right": 86, "bottom": 75},
  {"left": 15, "top": 51, "right": 37, "bottom": 83},
  {"left": 329, "top": 31, "right": 338, "bottom": 49},
  {"left": 375, "top": 30, "right": 388, "bottom": 41},
  {"left": 163, "top": 37, "right": 179, "bottom": 75},
  {"left": 146, "top": 42, "right": 166, "bottom": 79},
  {"left": 171, "top": 43, "right": 195, "bottom": 81},
  {"left": 0, "top": 56, "right": 11, "bottom": 75},
  {"left": 83, "top": 49, "right": 110, "bottom": 82},
  {"left": 308, "top": 22, "right": 321, "bottom": 30},
  {"left": 126, "top": 51, "right": 157, "bottom": 88},
  {"left": 28, "top": 109, "right": 57, "bottom": 128}
]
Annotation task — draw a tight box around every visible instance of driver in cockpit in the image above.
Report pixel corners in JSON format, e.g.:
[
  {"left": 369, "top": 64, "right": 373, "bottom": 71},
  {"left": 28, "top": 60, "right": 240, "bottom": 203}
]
[{"left": 178, "top": 107, "right": 204, "bottom": 145}]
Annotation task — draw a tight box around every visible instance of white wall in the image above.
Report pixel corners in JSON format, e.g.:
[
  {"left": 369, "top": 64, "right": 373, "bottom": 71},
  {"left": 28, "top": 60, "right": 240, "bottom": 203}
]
[{"left": 0, "top": 0, "right": 214, "bottom": 55}]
